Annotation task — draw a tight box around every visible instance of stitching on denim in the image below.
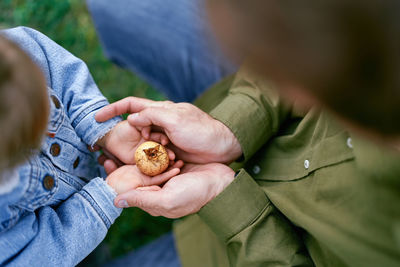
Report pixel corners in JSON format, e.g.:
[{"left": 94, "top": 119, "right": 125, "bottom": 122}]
[
  {"left": 71, "top": 100, "right": 109, "bottom": 129},
  {"left": 79, "top": 189, "right": 111, "bottom": 228}
]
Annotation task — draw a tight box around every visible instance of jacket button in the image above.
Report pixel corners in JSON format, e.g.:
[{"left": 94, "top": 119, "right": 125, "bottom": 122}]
[
  {"left": 73, "top": 157, "right": 80, "bottom": 169},
  {"left": 50, "top": 143, "right": 61, "bottom": 156},
  {"left": 51, "top": 95, "right": 61, "bottom": 109},
  {"left": 346, "top": 137, "right": 353, "bottom": 148},
  {"left": 253, "top": 165, "right": 261, "bottom": 174},
  {"left": 304, "top": 159, "right": 310, "bottom": 169},
  {"left": 43, "top": 175, "right": 55, "bottom": 190}
]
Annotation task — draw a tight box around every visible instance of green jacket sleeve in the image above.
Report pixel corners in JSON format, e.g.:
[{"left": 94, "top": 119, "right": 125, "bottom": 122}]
[
  {"left": 208, "top": 70, "right": 290, "bottom": 161},
  {"left": 198, "top": 169, "right": 313, "bottom": 267}
]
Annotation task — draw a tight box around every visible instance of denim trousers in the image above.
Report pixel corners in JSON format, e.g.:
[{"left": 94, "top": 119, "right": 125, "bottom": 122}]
[{"left": 87, "top": 0, "right": 237, "bottom": 103}]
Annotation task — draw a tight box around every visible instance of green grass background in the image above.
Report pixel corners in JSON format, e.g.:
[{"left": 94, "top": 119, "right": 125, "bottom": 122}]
[{"left": 0, "top": 0, "right": 173, "bottom": 261}]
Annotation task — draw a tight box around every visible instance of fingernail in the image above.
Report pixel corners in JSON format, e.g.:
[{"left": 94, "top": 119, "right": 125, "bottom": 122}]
[{"left": 117, "top": 200, "right": 129, "bottom": 208}]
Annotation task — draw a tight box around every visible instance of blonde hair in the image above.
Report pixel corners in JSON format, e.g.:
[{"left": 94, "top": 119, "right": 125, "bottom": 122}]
[{"left": 0, "top": 35, "right": 49, "bottom": 171}]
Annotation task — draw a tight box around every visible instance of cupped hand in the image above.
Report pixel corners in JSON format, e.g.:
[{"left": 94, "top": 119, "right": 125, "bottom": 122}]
[
  {"left": 113, "top": 163, "right": 235, "bottom": 218},
  {"left": 106, "top": 160, "right": 184, "bottom": 195},
  {"left": 95, "top": 97, "right": 242, "bottom": 164},
  {"left": 96, "top": 120, "right": 173, "bottom": 165}
]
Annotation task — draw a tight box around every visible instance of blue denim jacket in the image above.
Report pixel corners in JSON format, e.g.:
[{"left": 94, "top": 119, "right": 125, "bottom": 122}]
[{"left": 0, "top": 27, "right": 122, "bottom": 266}]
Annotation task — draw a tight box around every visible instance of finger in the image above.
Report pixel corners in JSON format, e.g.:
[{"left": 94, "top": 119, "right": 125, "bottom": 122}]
[
  {"left": 95, "top": 97, "right": 156, "bottom": 122},
  {"left": 136, "top": 185, "right": 161, "bottom": 191},
  {"left": 161, "top": 134, "right": 169, "bottom": 146},
  {"left": 146, "top": 168, "right": 180, "bottom": 186},
  {"left": 104, "top": 159, "right": 118, "bottom": 174},
  {"left": 141, "top": 126, "right": 151, "bottom": 140},
  {"left": 168, "top": 159, "right": 184, "bottom": 168},
  {"left": 127, "top": 107, "right": 176, "bottom": 128},
  {"left": 166, "top": 148, "right": 175, "bottom": 161},
  {"left": 170, "top": 160, "right": 184, "bottom": 169},
  {"left": 115, "top": 189, "right": 163, "bottom": 209},
  {"left": 149, "top": 132, "right": 169, "bottom": 146}
]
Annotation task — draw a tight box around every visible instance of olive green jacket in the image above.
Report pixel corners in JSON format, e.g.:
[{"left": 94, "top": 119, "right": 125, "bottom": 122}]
[{"left": 173, "top": 69, "right": 400, "bottom": 267}]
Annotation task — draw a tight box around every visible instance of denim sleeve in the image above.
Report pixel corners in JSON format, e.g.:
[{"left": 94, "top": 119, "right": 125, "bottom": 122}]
[
  {"left": 2, "top": 27, "right": 121, "bottom": 146},
  {"left": 0, "top": 178, "right": 122, "bottom": 266}
]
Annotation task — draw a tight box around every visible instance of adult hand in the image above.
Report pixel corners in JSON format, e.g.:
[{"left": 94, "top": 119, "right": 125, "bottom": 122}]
[
  {"left": 95, "top": 97, "right": 242, "bottom": 164},
  {"left": 96, "top": 120, "right": 174, "bottom": 165},
  {"left": 113, "top": 163, "right": 235, "bottom": 218}
]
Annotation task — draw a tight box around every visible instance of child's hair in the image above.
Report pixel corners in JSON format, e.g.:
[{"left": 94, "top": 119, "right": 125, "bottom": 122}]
[
  {"left": 209, "top": 0, "right": 400, "bottom": 136},
  {"left": 0, "top": 35, "right": 49, "bottom": 171}
]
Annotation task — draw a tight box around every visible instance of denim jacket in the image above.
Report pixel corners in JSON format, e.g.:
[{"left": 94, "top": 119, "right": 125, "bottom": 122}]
[{"left": 0, "top": 27, "right": 122, "bottom": 266}]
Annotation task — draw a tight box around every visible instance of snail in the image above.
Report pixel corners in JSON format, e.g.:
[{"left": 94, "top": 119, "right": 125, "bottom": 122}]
[{"left": 135, "top": 141, "right": 169, "bottom": 176}]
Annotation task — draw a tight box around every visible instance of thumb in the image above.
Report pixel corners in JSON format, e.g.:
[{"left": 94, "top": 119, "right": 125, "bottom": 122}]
[
  {"left": 127, "top": 107, "right": 176, "bottom": 129},
  {"left": 115, "top": 189, "right": 162, "bottom": 209}
]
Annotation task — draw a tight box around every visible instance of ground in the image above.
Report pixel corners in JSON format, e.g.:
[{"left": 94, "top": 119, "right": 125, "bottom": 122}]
[{"left": 0, "top": 0, "right": 173, "bottom": 261}]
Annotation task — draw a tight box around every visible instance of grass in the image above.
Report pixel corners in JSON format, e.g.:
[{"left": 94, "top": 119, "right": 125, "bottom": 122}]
[{"left": 0, "top": 0, "right": 173, "bottom": 260}]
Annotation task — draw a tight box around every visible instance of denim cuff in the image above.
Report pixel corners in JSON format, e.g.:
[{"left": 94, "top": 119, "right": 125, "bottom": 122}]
[
  {"left": 73, "top": 100, "right": 122, "bottom": 146},
  {"left": 79, "top": 177, "right": 122, "bottom": 228}
]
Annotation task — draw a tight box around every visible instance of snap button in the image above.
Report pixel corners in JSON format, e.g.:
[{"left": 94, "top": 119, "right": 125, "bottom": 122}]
[
  {"left": 253, "top": 165, "right": 261, "bottom": 174},
  {"left": 347, "top": 137, "right": 353, "bottom": 148},
  {"left": 43, "top": 175, "right": 55, "bottom": 190},
  {"left": 73, "top": 157, "right": 80, "bottom": 169},
  {"left": 50, "top": 143, "right": 61, "bottom": 157},
  {"left": 304, "top": 159, "right": 310, "bottom": 169},
  {"left": 51, "top": 95, "right": 61, "bottom": 109}
]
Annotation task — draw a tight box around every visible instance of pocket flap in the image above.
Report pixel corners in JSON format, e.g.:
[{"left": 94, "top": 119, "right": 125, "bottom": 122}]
[{"left": 246, "top": 131, "right": 355, "bottom": 181}]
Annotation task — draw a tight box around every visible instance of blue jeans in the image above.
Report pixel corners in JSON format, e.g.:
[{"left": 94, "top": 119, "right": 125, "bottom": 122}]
[
  {"left": 87, "top": 0, "right": 237, "bottom": 102},
  {"left": 103, "top": 233, "right": 181, "bottom": 267}
]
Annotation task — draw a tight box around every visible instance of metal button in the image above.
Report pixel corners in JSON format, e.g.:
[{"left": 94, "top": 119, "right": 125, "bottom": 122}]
[
  {"left": 50, "top": 143, "right": 61, "bottom": 156},
  {"left": 304, "top": 159, "right": 310, "bottom": 169},
  {"left": 347, "top": 137, "right": 353, "bottom": 148},
  {"left": 253, "top": 165, "right": 261, "bottom": 174},
  {"left": 43, "top": 175, "right": 55, "bottom": 190},
  {"left": 51, "top": 95, "right": 61, "bottom": 109},
  {"left": 73, "top": 157, "right": 80, "bottom": 169}
]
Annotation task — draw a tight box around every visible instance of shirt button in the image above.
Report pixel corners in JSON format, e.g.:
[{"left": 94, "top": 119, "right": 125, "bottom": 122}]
[
  {"left": 347, "top": 137, "right": 353, "bottom": 148},
  {"left": 50, "top": 143, "right": 61, "bottom": 157},
  {"left": 51, "top": 95, "right": 61, "bottom": 109},
  {"left": 43, "top": 175, "right": 55, "bottom": 190},
  {"left": 253, "top": 165, "right": 261, "bottom": 174},
  {"left": 73, "top": 157, "right": 80, "bottom": 169},
  {"left": 304, "top": 159, "right": 310, "bottom": 169}
]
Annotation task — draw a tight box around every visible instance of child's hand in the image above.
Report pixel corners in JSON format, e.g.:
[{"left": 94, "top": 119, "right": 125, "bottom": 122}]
[
  {"left": 96, "top": 120, "right": 173, "bottom": 164},
  {"left": 106, "top": 160, "right": 184, "bottom": 195}
]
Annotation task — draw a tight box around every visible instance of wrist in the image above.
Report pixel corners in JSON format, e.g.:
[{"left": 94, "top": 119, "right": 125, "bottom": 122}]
[
  {"left": 95, "top": 126, "right": 114, "bottom": 148},
  {"left": 213, "top": 167, "right": 235, "bottom": 201},
  {"left": 105, "top": 174, "right": 118, "bottom": 194},
  {"left": 216, "top": 120, "right": 242, "bottom": 163}
]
